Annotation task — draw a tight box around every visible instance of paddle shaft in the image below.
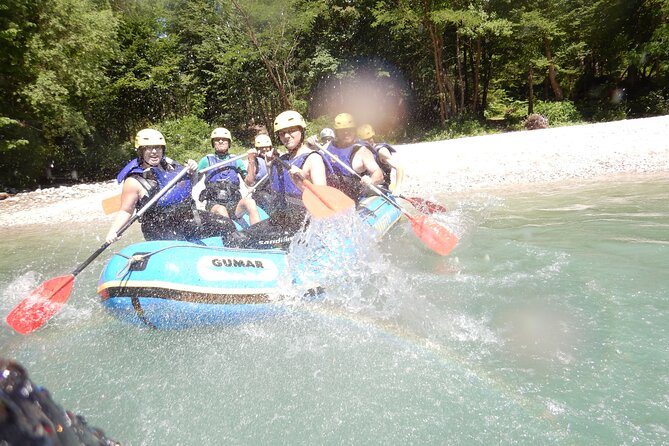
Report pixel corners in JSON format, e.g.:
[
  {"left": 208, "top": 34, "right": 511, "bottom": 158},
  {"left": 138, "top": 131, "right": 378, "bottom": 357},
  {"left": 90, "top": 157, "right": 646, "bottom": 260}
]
[
  {"left": 6, "top": 163, "right": 201, "bottom": 334},
  {"left": 199, "top": 152, "right": 248, "bottom": 174},
  {"left": 102, "top": 154, "right": 250, "bottom": 215},
  {"left": 317, "top": 143, "right": 458, "bottom": 255},
  {"left": 316, "top": 143, "right": 406, "bottom": 214},
  {"left": 243, "top": 174, "right": 268, "bottom": 198},
  {"left": 78, "top": 167, "right": 192, "bottom": 276},
  {"left": 273, "top": 157, "right": 337, "bottom": 211}
]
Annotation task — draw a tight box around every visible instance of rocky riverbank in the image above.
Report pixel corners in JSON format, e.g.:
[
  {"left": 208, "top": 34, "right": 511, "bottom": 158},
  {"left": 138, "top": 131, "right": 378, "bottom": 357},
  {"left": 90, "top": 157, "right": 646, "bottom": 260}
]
[
  {"left": 1, "top": 115, "right": 668, "bottom": 228},
  {"left": 0, "top": 180, "right": 120, "bottom": 227}
]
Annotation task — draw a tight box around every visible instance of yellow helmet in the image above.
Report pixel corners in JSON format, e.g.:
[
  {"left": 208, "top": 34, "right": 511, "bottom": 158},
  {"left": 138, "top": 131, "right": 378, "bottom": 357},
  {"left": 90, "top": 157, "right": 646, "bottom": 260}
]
[
  {"left": 334, "top": 113, "right": 355, "bottom": 130},
  {"left": 254, "top": 134, "right": 272, "bottom": 148},
  {"left": 134, "top": 128, "right": 165, "bottom": 149},
  {"left": 357, "top": 124, "right": 375, "bottom": 140},
  {"left": 273, "top": 110, "right": 306, "bottom": 132},
  {"left": 211, "top": 127, "right": 232, "bottom": 142}
]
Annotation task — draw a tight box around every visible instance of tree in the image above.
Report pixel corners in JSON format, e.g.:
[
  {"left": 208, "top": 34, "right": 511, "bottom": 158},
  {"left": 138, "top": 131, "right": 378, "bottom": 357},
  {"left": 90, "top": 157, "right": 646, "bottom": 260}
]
[{"left": 0, "top": 0, "right": 117, "bottom": 187}]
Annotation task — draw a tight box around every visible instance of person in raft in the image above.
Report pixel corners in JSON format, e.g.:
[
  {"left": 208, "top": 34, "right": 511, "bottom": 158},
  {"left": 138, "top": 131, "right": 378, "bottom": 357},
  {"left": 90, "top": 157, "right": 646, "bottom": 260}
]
[
  {"left": 317, "top": 113, "right": 383, "bottom": 201},
  {"left": 197, "top": 127, "right": 261, "bottom": 225},
  {"left": 246, "top": 133, "right": 275, "bottom": 211},
  {"left": 105, "top": 128, "right": 237, "bottom": 243},
  {"left": 226, "top": 110, "right": 331, "bottom": 249},
  {"left": 356, "top": 123, "right": 405, "bottom": 194},
  {"left": 319, "top": 127, "right": 335, "bottom": 145}
]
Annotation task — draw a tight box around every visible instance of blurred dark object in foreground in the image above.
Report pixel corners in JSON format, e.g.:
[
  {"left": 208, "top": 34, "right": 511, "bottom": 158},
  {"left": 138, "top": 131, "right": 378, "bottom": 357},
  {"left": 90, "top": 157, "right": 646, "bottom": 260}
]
[{"left": 0, "top": 358, "right": 121, "bottom": 445}]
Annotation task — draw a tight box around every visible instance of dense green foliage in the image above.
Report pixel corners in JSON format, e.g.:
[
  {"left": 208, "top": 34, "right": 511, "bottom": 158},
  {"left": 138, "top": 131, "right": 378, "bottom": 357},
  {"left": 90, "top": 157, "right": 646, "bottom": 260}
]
[{"left": 1, "top": 0, "right": 668, "bottom": 189}]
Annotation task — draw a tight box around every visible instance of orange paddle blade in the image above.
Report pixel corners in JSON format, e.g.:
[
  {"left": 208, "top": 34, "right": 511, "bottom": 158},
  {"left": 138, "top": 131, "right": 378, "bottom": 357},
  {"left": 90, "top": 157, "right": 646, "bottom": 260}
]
[
  {"left": 302, "top": 181, "right": 355, "bottom": 219},
  {"left": 101, "top": 193, "right": 121, "bottom": 214},
  {"left": 407, "top": 213, "right": 458, "bottom": 256},
  {"left": 5, "top": 274, "right": 75, "bottom": 334}
]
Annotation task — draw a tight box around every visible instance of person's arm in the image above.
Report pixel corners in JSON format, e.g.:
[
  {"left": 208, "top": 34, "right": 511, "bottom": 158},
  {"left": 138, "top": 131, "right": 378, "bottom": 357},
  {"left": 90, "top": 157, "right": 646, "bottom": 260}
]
[
  {"left": 379, "top": 147, "right": 405, "bottom": 192},
  {"left": 105, "top": 177, "right": 142, "bottom": 243},
  {"left": 197, "top": 156, "right": 210, "bottom": 181},
  {"left": 305, "top": 135, "right": 319, "bottom": 149},
  {"left": 302, "top": 154, "right": 327, "bottom": 186},
  {"left": 197, "top": 156, "right": 209, "bottom": 171},
  {"left": 244, "top": 149, "right": 257, "bottom": 187},
  {"left": 356, "top": 148, "right": 383, "bottom": 186}
]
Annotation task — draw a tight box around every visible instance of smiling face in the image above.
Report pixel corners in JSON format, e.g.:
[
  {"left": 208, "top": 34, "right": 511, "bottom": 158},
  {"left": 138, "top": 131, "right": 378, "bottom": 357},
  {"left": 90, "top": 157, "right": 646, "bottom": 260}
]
[
  {"left": 212, "top": 138, "right": 230, "bottom": 155},
  {"left": 278, "top": 126, "right": 303, "bottom": 152},
  {"left": 335, "top": 127, "right": 356, "bottom": 147},
  {"left": 140, "top": 145, "right": 164, "bottom": 167}
]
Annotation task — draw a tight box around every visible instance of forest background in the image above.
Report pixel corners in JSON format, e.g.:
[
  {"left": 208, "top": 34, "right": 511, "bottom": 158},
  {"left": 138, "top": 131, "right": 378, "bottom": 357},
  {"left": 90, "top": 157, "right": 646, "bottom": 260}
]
[{"left": 1, "top": 0, "right": 668, "bottom": 190}]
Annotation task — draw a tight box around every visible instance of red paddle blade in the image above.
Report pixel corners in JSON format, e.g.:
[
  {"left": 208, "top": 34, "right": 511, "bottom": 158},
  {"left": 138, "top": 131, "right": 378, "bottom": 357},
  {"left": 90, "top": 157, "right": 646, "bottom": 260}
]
[
  {"left": 407, "top": 214, "right": 458, "bottom": 256},
  {"left": 5, "top": 274, "right": 75, "bottom": 334},
  {"left": 403, "top": 196, "right": 448, "bottom": 214},
  {"left": 302, "top": 182, "right": 355, "bottom": 219}
]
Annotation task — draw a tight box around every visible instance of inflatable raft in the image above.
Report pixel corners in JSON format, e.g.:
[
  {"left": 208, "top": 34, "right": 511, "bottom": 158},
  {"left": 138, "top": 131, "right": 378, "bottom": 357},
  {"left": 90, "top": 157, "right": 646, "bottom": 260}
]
[{"left": 97, "top": 196, "right": 401, "bottom": 329}]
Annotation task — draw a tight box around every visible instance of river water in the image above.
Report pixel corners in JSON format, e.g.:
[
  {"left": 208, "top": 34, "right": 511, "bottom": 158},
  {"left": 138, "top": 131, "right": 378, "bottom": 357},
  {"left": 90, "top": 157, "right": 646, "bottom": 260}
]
[{"left": 1, "top": 173, "right": 667, "bottom": 445}]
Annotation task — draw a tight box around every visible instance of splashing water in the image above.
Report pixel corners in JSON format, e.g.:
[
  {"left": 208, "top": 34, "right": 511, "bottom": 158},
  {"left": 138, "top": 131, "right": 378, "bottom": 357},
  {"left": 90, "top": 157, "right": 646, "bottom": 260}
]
[{"left": 1, "top": 175, "right": 668, "bottom": 444}]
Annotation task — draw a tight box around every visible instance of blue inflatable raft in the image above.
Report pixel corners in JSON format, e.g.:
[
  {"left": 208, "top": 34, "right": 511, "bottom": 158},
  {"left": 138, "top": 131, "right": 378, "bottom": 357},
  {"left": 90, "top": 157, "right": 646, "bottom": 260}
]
[{"left": 97, "top": 196, "right": 401, "bottom": 329}]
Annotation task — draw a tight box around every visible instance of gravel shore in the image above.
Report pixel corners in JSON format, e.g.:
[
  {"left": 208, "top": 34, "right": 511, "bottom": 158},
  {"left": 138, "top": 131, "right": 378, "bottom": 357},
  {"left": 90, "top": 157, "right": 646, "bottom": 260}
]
[
  {"left": 395, "top": 115, "right": 669, "bottom": 197},
  {"left": 1, "top": 115, "right": 668, "bottom": 228}
]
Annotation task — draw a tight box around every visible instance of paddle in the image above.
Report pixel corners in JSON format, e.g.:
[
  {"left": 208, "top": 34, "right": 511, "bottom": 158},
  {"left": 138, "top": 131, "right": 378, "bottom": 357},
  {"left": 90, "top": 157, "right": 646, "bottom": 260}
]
[
  {"left": 273, "top": 157, "right": 354, "bottom": 219},
  {"left": 397, "top": 195, "right": 449, "bottom": 215},
  {"left": 101, "top": 193, "right": 122, "bottom": 214},
  {"left": 243, "top": 174, "right": 268, "bottom": 198},
  {"left": 101, "top": 153, "right": 250, "bottom": 215},
  {"left": 5, "top": 165, "right": 194, "bottom": 335},
  {"left": 316, "top": 143, "right": 458, "bottom": 256}
]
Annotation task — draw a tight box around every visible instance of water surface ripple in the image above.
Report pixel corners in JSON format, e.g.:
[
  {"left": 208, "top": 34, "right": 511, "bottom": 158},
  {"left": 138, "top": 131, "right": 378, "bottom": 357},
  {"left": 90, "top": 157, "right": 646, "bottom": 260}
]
[{"left": 1, "top": 175, "right": 668, "bottom": 444}]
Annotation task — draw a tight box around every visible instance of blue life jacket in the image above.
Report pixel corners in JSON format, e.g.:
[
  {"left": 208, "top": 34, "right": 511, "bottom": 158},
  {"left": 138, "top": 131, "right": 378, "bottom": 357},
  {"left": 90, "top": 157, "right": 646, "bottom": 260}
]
[
  {"left": 325, "top": 143, "right": 363, "bottom": 178},
  {"left": 204, "top": 155, "right": 241, "bottom": 186},
  {"left": 256, "top": 157, "right": 268, "bottom": 181},
  {"left": 325, "top": 142, "right": 371, "bottom": 200},
  {"left": 270, "top": 152, "right": 314, "bottom": 199},
  {"left": 117, "top": 157, "right": 193, "bottom": 209},
  {"left": 116, "top": 158, "right": 143, "bottom": 184}
]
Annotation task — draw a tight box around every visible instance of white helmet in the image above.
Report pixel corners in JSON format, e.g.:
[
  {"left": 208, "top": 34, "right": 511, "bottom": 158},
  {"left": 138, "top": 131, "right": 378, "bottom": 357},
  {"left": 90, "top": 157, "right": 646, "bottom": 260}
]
[
  {"left": 254, "top": 134, "right": 272, "bottom": 148},
  {"left": 320, "top": 128, "right": 335, "bottom": 140},
  {"left": 211, "top": 127, "right": 232, "bottom": 143},
  {"left": 273, "top": 110, "right": 306, "bottom": 133}
]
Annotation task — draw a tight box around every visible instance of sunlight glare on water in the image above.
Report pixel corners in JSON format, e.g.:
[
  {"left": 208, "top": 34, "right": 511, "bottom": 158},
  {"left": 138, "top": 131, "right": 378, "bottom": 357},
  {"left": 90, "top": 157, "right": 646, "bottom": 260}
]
[{"left": 1, "top": 174, "right": 668, "bottom": 444}]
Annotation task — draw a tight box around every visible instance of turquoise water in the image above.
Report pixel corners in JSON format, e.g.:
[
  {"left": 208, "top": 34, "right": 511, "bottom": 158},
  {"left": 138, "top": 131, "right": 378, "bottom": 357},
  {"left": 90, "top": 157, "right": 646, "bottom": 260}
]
[{"left": 1, "top": 174, "right": 668, "bottom": 444}]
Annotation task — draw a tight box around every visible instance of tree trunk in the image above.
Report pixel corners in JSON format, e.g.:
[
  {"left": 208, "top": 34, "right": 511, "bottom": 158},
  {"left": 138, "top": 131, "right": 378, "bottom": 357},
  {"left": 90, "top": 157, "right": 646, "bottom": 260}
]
[
  {"left": 481, "top": 46, "right": 492, "bottom": 113},
  {"left": 455, "top": 31, "right": 465, "bottom": 112},
  {"left": 544, "top": 36, "right": 563, "bottom": 100},
  {"left": 445, "top": 74, "right": 458, "bottom": 116},
  {"left": 426, "top": 20, "right": 448, "bottom": 124},
  {"left": 472, "top": 36, "right": 481, "bottom": 114},
  {"left": 528, "top": 65, "right": 534, "bottom": 114},
  {"left": 231, "top": 0, "right": 292, "bottom": 109}
]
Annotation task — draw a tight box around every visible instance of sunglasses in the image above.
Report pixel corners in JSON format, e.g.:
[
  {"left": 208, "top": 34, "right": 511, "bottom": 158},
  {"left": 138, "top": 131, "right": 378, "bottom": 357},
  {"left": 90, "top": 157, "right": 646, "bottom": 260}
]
[
  {"left": 142, "top": 146, "right": 164, "bottom": 152},
  {"left": 278, "top": 127, "right": 301, "bottom": 136}
]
